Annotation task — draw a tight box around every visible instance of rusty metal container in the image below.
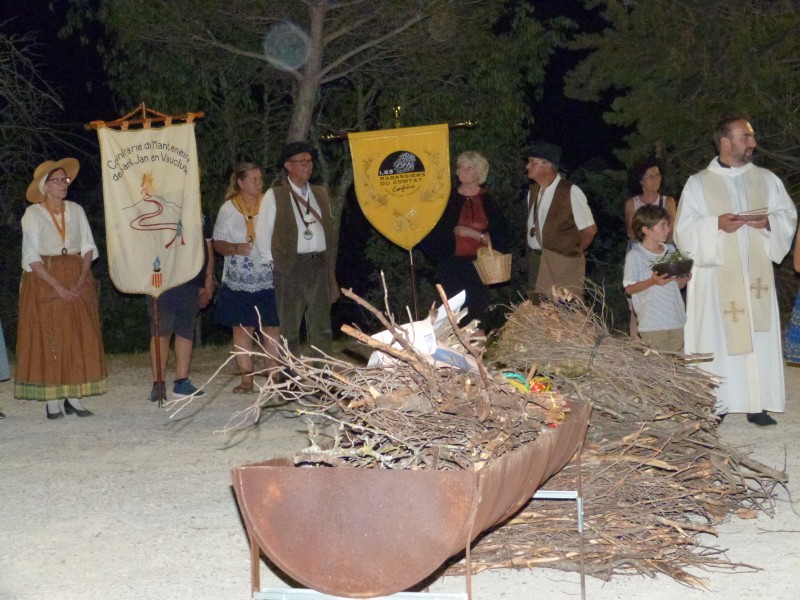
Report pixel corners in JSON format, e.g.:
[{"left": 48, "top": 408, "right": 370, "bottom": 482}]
[{"left": 231, "top": 399, "right": 590, "bottom": 598}]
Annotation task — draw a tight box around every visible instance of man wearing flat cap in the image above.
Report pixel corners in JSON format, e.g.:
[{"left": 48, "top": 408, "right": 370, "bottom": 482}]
[
  {"left": 525, "top": 141, "right": 597, "bottom": 299},
  {"left": 257, "top": 141, "right": 339, "bottom": 357}
]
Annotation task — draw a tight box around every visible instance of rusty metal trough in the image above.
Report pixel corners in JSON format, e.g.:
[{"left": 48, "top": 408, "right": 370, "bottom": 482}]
[{"left": 231, "top": 399, "right": 590, "bottom": 598}]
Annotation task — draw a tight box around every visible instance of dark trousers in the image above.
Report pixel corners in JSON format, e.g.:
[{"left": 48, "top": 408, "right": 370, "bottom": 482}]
[
  {"left": 527, "top": 249, "right": 542, "bottom": 297},
  {"left": 275, "top": 252, "right": 333, "bottom": 357},
  {"left": 436, "top": 257, "right": 489, "bottom": 329}
]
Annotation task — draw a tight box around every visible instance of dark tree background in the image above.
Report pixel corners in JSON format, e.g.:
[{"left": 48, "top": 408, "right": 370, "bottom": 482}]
[{"left": 1, "top": 0, "right": 798, "bottom": 354}]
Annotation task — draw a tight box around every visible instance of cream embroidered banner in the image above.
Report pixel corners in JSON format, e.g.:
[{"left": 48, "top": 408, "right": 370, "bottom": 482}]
[
  {"left": 98, "top": 123, "right": 203, "bottom": 297},
  {"left": 349, "top": 124, "right": 450, "bottom": 250}
]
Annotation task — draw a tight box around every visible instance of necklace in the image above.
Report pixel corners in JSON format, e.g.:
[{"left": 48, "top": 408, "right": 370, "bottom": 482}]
[
  {"left": 289, "top": 189, "right": 322, "bottom": 240},
  {"left": 45, "top": 203, "right": 67, "bottom": 255}
]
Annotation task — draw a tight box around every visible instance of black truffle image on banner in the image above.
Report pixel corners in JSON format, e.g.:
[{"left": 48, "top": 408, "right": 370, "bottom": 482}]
[{"left": 377, "top": 151, "right": 427, "bottom": 196}]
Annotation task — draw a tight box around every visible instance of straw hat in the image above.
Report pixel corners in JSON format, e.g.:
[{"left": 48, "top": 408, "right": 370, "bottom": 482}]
[{"left": 26, "top": 158, "right": 80, "bottom": 203}]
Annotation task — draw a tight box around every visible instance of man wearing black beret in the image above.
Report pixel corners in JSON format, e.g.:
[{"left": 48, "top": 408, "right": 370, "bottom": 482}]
[
  {"left": 257, "top": 141, "right": 339, "bottom": 358},
  {"left": 524, "top": 141, "right": 597, "bottom": 299}
]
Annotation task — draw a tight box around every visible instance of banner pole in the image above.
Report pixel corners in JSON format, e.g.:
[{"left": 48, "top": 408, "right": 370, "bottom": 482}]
[
  {"left": 409, "top": 249, "right": 418, "bottom": 321},
  {"left": 321, "top": 119, "right": 476, "bottom": 142},
  {"left": 153, "top": 296, "right": 165, "bottom": 407}
]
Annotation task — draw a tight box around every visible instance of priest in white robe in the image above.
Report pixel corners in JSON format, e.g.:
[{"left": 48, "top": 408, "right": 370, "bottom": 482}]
[{"left": 674, "top": 115, "right": 796, "bottom": 425}]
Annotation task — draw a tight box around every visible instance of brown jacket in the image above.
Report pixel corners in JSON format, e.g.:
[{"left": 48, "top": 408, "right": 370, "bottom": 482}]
[{"left": 270, "top": 183, "right": 337, "bottom": 282}]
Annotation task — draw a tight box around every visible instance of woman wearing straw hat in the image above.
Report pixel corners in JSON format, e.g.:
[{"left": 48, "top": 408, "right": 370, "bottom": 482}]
[{"left": 15, "top": 158, "right": 107, "bottom": 419}]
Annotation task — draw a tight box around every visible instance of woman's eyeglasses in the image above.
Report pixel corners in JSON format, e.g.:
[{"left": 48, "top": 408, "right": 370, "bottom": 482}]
[{"left": 47, "top": 177, "right": 72, "bottom": 185}]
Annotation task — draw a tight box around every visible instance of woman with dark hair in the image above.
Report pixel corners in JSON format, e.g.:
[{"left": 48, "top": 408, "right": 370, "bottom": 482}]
[
  {"left": 624, "top": 156, "right": 678, "bottom": 336},
  {"left": 624, "top": 157, "right": 677, "bottom": 243},
  {"left": 213, "top": 163, "right": 281, "bottom": 393},
  {"left": 15, "top": 158, "right": 107, "bottom": 419},
  {"left": 419, "top": 151, "right": 509, "bottom": 335}
]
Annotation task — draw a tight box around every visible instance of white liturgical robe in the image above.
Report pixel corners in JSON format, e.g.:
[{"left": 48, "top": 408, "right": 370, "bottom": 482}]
[{"left": 674, "top": 159, "right": 796, "bottom": 415}]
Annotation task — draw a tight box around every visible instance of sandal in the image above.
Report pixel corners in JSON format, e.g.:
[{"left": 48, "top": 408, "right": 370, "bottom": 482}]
[
  {"left": 233, "top": 374, "right": 255, "bottom": 394},
  {"left": 232, "top": 382, "right": 255, "bottom": 394}
]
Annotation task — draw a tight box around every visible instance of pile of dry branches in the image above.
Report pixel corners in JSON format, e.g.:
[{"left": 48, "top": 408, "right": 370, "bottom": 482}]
[
  {"left": 447, "top": 296, "right": 786, "bottom": 586},
  {"left": 174, "top": 285, "right": 570, "bottom": 471},
  {"left": 176, "top": 283, "right": 786, "bottom": 586}
]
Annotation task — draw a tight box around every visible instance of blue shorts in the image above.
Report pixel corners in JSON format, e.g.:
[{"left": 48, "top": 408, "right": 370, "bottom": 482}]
[
  {"left": 214, "top": 285, "right": 280, "bottom": 329},
  {"left": 146, "top": 283, "right": 199, "bottom": 339}
]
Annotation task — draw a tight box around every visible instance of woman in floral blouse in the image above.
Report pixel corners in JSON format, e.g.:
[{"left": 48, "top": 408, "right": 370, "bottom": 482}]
[{"left": 213, "top": 163, "right": 281, "bottom": 393}]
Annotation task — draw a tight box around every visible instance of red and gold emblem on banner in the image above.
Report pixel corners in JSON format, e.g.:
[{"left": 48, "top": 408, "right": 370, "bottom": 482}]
[{"left": 152, "top": 257, "right": 162, "bottom": 289}]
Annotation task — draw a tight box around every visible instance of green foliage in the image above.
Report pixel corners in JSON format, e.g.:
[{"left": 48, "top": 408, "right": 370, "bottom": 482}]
[
  {"left": 569, "top": 163, "right": 631, "bottom": 331},
  {"left": 0, "top": 29, "right": 66, "bottom": 218},
  {"left": 0, "top": 29, "right": 63, "bottom": 353},
  {"left": 566, "top": 0, "right": 800, "bottom": 196},
  {"left": 0, "top": 223, "right": 22, "bottom": 344},
  {"left": 650, "top": 248, "right": 692, "bottom": 267},
  {"left": 562, "top": 0, "right": 800, "bottom": 328},
  {"left": 353, "top": 0, "right": 571, "bottom": 322},
  {"left": 60, "top": 0, "right": 569, "bottom": 334}
]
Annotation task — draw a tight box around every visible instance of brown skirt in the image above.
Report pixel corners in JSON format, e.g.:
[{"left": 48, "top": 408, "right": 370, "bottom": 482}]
[{"left": 14, "top": 255, "right": 107, "bottom": 401}]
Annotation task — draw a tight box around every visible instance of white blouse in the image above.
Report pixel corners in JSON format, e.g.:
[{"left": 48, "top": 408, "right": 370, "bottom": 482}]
[
  {"left": 213, "top": 199, "right": 274, "bottom": 292},
  {"left": 21, "top": 201, "right": 99, "bottom": 272}
]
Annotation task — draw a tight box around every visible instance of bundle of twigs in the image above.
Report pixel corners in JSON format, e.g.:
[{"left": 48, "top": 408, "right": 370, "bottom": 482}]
[
  {"left": 171, "top": 284, "right": 570, "bottom": 471},
  {"left": 447, "top": 294, "right": 786, "bottom": 586},
  {"left": 286, "top": 361, "right": 568, "bottom": 471}
]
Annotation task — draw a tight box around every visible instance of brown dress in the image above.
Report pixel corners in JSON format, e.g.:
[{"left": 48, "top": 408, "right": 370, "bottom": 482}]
[{"left": 14, "top": 202, "right": 107, "bottom": 401}]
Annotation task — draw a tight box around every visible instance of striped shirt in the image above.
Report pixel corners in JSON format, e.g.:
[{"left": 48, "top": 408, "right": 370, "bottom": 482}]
[{"left": 623, "top": 242, "right": 686, "bottom": 332}]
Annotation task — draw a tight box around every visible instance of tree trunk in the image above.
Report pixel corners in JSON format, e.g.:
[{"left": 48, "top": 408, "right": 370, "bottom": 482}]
[{"left": 287, "top": 2, "right": 326, "bottom": 142}]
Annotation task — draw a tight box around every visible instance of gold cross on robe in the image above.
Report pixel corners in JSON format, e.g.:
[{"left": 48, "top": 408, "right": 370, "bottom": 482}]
[
  {"left": 724, "top": 301, "right": 745, "bottom": 323},
  {"left": 750, "top": 277, "right": 769, "bottom": 299}
]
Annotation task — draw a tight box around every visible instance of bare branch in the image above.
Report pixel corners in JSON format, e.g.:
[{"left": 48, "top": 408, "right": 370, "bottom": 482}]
[{"left": 318, "top": 12, "right": 427, "bottom": 81}]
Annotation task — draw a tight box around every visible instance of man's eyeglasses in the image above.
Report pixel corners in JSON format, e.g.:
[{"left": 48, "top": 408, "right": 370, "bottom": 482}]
[
  {"left": 47, "top": 177, "right": 72, "bottom": 185},
  {"left": 286, "top": 159, "right": 313, "bottom": 166}
]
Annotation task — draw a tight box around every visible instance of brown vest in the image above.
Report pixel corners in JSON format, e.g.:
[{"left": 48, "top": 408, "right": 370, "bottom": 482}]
[
  {"left": 529, "top": 178, "right": 582, "bottom": 257},
  {"left": 271, "top": 183, "right": 336, "bottom": 276}
]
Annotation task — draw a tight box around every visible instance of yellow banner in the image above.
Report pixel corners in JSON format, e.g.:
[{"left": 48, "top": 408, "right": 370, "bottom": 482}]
[
  {"left": 349, "top": 124, "right": 450, "bottom": 250},
  {"left": 98, "top": 123, "right": 203, "bottom": 297}
]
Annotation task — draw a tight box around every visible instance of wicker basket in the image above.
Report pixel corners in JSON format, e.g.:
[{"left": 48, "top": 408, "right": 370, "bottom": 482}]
[{"left": 473, "top": 240, "right": 511, "bottom": 285}]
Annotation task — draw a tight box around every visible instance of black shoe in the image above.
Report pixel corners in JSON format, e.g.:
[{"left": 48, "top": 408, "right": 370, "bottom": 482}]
[
  {"left": 149, "top": 382, "right": 167, "bottom": 402},
  {"left": 746, "top": 410, "right": 777, "bottom": 426},
  {"left": 46, "top": 405, "right": 64, "bottom": 420},
  {"left": 717, "top": 412, "right": 727, "bottom": 423},
  {"left": 63, "top": 398, "right": 94, "bottom": 417},
  {"left": 0, "top": 411, "right": 6, "bottom": 419}
]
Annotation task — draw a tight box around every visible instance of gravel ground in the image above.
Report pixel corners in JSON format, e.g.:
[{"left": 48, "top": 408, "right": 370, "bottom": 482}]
[{"left": 0, "top": 345, "right": 798, "bottom": 599}]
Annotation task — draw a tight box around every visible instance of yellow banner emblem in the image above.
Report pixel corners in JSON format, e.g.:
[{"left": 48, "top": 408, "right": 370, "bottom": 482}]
[{"left": 349, "top": 124, "right": 450, "bottom": 250}]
